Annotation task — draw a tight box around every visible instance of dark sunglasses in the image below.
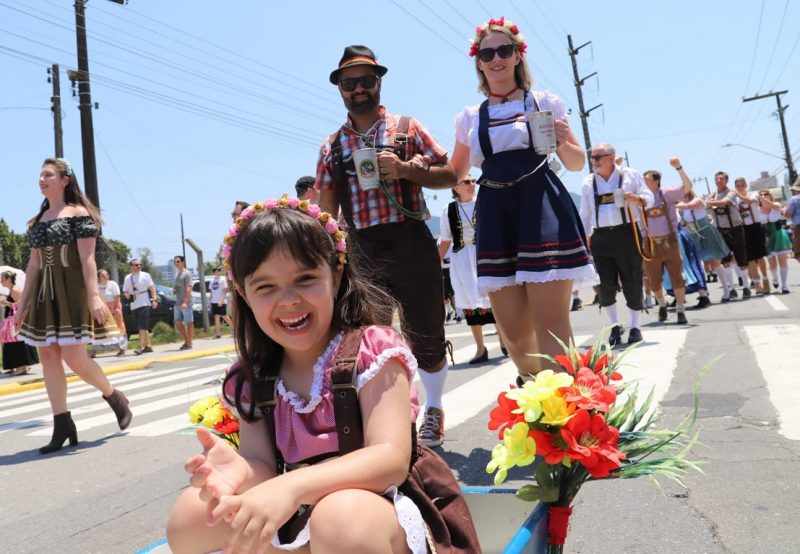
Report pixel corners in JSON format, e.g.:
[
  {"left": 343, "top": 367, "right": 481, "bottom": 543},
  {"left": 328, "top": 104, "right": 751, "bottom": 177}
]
[
  {"left": 339, "top": 75, "right": 378, "bottom": 92},
  {"left": 477, "top": 44, "right": 516, "bottom": 62},
  {"left": 459, "top": 179, "right": 476, "bottom": 185},
  {"left": 130, "top": 264, "right": 141, "bottom": 267},
  {"left": 591, "top": 154, "right": 612, "bottom": 161}
]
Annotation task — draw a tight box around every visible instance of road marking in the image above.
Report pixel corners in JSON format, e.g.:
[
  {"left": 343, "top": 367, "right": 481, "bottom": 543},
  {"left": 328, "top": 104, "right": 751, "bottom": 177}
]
[
  {"left": 743, "top": 324, "right": 800, "bottom": 440},
  {"left": 763, "top": 295, "right": 789, "bottom": 312},
  {"left": 129, "top": 413, "right": 195, "bottom": 437}
]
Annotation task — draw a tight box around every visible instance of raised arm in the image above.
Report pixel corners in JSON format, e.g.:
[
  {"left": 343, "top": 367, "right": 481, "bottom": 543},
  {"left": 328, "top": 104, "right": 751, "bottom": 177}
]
[{"left": 669, "top": 157, "right": 693, "bottom": 195}]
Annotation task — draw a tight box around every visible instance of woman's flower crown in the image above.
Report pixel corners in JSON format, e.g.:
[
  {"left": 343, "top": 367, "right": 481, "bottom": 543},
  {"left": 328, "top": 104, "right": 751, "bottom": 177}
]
[
  {"left": 468, "top": 16, "right": 528, "bottom": 57},
  {"left": 56, "top": 157, "right": 74, "bottom": 176},
  {"left": 221, "top": 195, "right": 347, "bottom": 281}
]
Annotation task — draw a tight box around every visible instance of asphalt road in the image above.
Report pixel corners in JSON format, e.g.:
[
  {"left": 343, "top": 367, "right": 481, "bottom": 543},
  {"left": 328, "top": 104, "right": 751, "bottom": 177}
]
[{"left": 1, "top": 266, "right": 799, "bottom": 553}]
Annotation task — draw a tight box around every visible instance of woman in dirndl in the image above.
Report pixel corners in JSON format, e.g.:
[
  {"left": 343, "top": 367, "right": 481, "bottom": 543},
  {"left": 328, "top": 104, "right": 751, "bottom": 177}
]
[
  {"left": 0, "top": 270, "right": 39, "bottom": 376},
  {"left": 438, "top": 176, "right": 507, "bottom": 364},
  {"left": 758, "top": 189, "right": 792, "bottom": 293},
  {"left": 15, "top": 158, "right": 132, "bottom": 455},
  {"left": 449, "top": 17, "right": 595, "bottom": 380}
]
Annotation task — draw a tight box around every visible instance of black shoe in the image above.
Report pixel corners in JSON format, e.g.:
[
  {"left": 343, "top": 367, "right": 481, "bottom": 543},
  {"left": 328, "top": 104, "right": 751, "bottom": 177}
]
[
  {"left": 608, "top": 325, "right": 623, "bottom": 347},
  {"left": 501, "top": 346, "right": 509, "bottom": 357},
  {"left": 668, "top": 298, "right": 677, "bottom": 308},
  {"left": 782, "top": 288, "right": 790, "bottom": 294},
  {"left": 738, "top": 277, "right": 744, "bottom": 287},
  {"left": 658, "top": 306, "right": 668, "bottom": 322},
  {"left": 729, "top": 289, "right": 739, "bottom": 299},
  {"left": 39, "top": 412, "right": 78, "bottom": 454},
  {"left": 103, "top": 389, "right": 133, "bottom": 430},
  {"left": 591, "top": 294, "right": 600, "bottom": 305},
  {"left": 468, "top": 347, "right": 489, "bottom": 364},
  {"left": 676, "top": 312, "right": 688, "bottom": 325},
  {"left": 720, "top": 295, "right": 730, "bottom": 303},
  {"left": 742, "top": 288, "right": 751, "bottom": 299},
  {"left": 627, "top": 327, "right": 643, "bottom": 344},
  {"left": 142, "top": 346, "right": 153, "bottom": 353},
  {"left": 694, "top": 296, "right": 711, "bottom": 309},
  {"left": 571, "top": 297, "right": 583, "bottom": 311},
  {"left": 445, "top": 311, "right": 453, "bottom": 322}
]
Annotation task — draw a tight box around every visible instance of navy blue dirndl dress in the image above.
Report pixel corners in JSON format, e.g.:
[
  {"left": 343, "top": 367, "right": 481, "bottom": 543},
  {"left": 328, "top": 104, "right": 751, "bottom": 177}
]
[{"left": 473, "top": 92, "right": 594, "bottom": 295}]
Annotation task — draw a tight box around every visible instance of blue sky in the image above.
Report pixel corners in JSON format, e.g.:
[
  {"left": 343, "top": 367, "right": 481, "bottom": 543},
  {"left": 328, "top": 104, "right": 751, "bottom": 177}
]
[{"left": 2, "top": 0, "right": 799, "bottom": 267}]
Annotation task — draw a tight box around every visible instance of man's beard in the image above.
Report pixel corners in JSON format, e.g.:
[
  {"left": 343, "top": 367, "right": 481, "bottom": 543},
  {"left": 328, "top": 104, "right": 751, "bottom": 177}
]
[{"left": 345, "top": 90, "right": 380, "bottom": 114}]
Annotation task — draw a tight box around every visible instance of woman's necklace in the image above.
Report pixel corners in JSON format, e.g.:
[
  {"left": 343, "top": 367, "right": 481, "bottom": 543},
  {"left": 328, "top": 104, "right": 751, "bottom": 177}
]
[
  {"left": 458, "top": 200, "right": 477, "bottom": 231},
  {"left": 489, "top": 85, "right": 520, "bottom": 103}
]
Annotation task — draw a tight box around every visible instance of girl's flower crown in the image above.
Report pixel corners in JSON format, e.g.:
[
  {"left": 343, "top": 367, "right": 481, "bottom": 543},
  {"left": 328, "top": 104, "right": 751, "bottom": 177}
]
[
  {"left": 221, "top": 195, "right": 347, "bottom": 281},
  {"left": 468, "top": 16, "right": 528, "bottom": 57},
  {"left": 56, "top": 157, "right": 74, "bottom": 176}
]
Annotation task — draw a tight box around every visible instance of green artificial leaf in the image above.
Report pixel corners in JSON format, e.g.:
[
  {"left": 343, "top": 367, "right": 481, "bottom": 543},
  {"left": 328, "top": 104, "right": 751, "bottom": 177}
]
[{"left": 516, "top": 484, "right": 560, "bottom": 503}]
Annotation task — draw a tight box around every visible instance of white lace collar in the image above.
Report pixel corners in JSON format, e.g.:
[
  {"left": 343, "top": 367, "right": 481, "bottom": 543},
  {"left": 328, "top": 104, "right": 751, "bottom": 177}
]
[{"left": 276, "top": 333, "right": 343, "bottom": 414}]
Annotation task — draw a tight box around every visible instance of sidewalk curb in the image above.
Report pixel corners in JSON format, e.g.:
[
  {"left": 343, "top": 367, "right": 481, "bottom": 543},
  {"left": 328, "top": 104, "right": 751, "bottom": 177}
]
[{"left": 0, "top": 345, "right": 236, "bottom": 397}]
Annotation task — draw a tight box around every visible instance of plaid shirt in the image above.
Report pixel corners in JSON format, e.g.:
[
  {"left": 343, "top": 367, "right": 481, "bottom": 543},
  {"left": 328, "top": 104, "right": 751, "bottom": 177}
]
[{"left": 315, "top": 107, "right": 448, "bottom": 230}]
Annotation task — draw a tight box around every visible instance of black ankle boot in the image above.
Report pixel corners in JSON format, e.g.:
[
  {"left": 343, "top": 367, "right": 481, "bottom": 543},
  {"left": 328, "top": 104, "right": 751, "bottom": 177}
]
[
  {"left": 103, "top": 389, "right": 132, "bottom": 430},
  {"left": 39, "top": 411, "right": 78, "bottom": 455}
]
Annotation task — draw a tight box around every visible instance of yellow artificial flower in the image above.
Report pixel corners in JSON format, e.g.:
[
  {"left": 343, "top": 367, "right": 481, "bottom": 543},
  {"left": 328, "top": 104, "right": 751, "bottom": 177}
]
[
  {"left": 540, "top": 394, "right": 576, "bottom": 426},
  {"left": 507, "top": 371, "right": 573, "bottom": 422},
  {"left": 202, "top": 403, "right": 227, "bottom": 428},
  {"left": 486, "top": 443, "right": 510, "bottom": 485},
  {"left": 503, "top": 421, "right": 537, "bottom": 468},
  {"left": 188, "top": 396, "right": 219, "bottom": 424}
]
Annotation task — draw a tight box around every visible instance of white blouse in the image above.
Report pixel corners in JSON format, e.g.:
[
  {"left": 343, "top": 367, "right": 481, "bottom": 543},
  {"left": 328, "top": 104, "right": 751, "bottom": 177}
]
[
  {"left": 439, "top": 200, "right": 477, "bottom": 245},
  {"left": 454, "top": 90, "right": 567, "bottom": 168}
]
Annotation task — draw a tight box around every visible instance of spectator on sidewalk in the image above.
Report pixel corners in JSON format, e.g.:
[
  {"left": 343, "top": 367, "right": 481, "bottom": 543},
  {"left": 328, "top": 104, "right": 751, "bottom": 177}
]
[
  {"left": 97, "top": 269, "right": 126, "bottom": 356},
  {"left": 122, "top": 259, "right": 158, "bottom": 355},
  {"left": 209, "top": 267, "right": 232, "bottom": 338},
  {"left": 172, "top": 255, "right": 194, "bottom": 351}
]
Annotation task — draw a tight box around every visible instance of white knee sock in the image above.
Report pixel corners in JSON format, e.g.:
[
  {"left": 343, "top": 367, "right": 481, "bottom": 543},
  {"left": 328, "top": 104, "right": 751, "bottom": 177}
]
[
  {"left": 629, "top": 308, "right": 640, "bottom": 330},
  {"left": 418, "top": 362, "right": 448, "bottom": 410},
  {"left": 715, "top": 267, "right": 731, "bottom": 294},
  {"left": 780, "top": 266, "right": 789, "bottom": 289},
  {"left": 734, "top": 265, "right": 745, "bottom": 281},
  {"left": 604, "top": 303, "right": 619, "bottom": 325}
]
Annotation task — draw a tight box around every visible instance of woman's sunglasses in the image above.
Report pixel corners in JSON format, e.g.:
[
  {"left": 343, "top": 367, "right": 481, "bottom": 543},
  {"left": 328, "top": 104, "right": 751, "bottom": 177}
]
[
  {"left": 477, "top": 44, "right": 516, "bottom": 62},
  {"left": 339, "top": 75, "right": 379, "bottom": 92}
]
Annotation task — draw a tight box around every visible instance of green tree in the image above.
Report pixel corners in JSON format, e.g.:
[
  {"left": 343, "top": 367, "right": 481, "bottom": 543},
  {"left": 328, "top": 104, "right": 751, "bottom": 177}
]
[
  {"left": 203, "top": 252, "right": 225, "bottom": 276},
  {"left": 0, "top": 219, "right": 29, "bottom": 269},
  {"left": 138, "top": 247, "right": 164, "bottom": 284}
]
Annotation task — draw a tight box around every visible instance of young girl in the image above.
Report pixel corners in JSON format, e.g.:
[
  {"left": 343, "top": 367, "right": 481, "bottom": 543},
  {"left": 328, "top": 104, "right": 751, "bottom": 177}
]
[{"left": 167, "top": 198, "right": 430, "bottom": 554}]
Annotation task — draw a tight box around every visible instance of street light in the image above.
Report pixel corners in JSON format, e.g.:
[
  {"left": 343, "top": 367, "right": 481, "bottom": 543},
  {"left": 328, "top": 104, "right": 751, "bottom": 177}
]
[
  {"left": 721, "top": 143, "right": 786, "bottom": 161},
  {"left": 73, "top": 0, "right": 128, "bottom": 211}
]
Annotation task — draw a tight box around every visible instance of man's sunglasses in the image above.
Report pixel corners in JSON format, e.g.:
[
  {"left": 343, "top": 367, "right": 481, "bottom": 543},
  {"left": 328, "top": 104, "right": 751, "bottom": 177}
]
[
  {"left": 339, "top": 75, "right": 378, "bottom": 92},
  {"left": 130, "top": 264, "right": 141, "bottom": 267},
  {"left": 477, "top": 44, "right": 516, "bottom": 62},
  {"left": 591, "top": 154, "right": 612, "bottom": 161}
]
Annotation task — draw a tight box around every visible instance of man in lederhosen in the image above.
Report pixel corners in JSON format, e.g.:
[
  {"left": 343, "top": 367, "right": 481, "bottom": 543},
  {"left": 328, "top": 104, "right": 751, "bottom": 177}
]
[
  {"left": 733, "top": 177, "right": 770, "bottom": 294},
  {"left": 579, "top": 143, "right": 654, "bottom": 346},
  {"left": 641, "top": 158, "right": 693, "bottom": 325},
  {"left": 315, "top": 46, "right": 456, "bottom": 448},
  {"left": 706, "top": 171, "right": 750, "bottom": 301}
]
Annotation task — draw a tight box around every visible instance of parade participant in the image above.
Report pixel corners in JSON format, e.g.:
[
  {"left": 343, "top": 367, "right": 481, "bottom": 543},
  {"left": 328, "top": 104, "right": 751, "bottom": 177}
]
[
  {"left": 316, "top": 45, "right": 454, "bottom": 447},
  {"left": 641, "top": 159, "right": 693, "bottom": 324},
  {"left": 706, "top": 171, "right": 750, "bottom": 299},
  {"left": 676, "top": 191, "right": 733, "bottom": 300},
  {"left": 172, "top": 255, "right": 194, "bottom": 351},
  {"left": 166, "top": 199, "right": 477, "bottom": 554},
  {"left": 96, "top": 269, "right": 126, "bottom": 356},
  {"left": 0, "top": 270, "right": 39, "bottom": 376},
  {"left": 734, "top": 178, "right": 769, "bottom": 294},
  {"left": 15, "top": 158, "right": 132, "bottom": 454},
  {"left": 231, "top": 200, "right": 250, "bottom": 222},
  {"left": 209, "top": 266, "right": 232, "bottom": 338},
  {"left": 579, "top": 145, "right": 653, "bottom": 346},
  {"left": 122, "top": 258, "right": 158, "bottom": 354},
  {"left": 294, "top": 175, "right": 319, "bottom": 203},
  {"left": 759, "top": 189, "right": 792, "bottom": 293},
  {"left": 441, "top": 246, "right": 461, "bottom": 323},
  {"left": 449, "top": 17, "right": 595, "bottom": 378},
  {"left": 438, "top": 176, "right": 506, "bottom": 363},
  {"left": 786, "top": 183, "right": 800, "bottom": 263}
]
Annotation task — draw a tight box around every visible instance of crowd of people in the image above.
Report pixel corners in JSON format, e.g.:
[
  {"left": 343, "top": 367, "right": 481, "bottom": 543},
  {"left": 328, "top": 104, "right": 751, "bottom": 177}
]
[{"left": 3, "top": 14, "right": 798, "bottom": 554}]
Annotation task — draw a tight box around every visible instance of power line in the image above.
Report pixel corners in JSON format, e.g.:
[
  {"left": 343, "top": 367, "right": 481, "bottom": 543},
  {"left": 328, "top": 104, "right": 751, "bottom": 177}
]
[
  {"left": 441, "top": 0, "right": 475, "bottom": 28},
  {"left": 508, "top": 0, "right": 573, "bottom": 80},
  {"left": 755, "top": 0, "right": 789, "bottom": 93},
  {"left": 742, "top": 0, "right": 766, "bottom": 95},
  {"left": 388, "top": 0, "right": 464, "bottom": 55},
  {"left": 770, "top": 29, "right": 800, "bottom": 90}
]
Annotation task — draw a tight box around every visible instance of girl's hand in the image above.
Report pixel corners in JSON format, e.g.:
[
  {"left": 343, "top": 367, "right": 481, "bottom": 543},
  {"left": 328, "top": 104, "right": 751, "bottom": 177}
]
[
  {"left": 186, "top": 427, "right": 249, "bottom": 503},
  {"left": 89, "top": 295, "right": 107, "bottom": 324},
  {"left": 209, "top": 477, "right": 301, "bottom": 553}
]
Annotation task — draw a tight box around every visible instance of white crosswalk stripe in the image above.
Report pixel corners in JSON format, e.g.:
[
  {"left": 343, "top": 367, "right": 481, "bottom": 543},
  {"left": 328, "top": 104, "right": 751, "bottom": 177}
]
[{"left": 0, "top": 327, "right": 797, "bottom": 444}]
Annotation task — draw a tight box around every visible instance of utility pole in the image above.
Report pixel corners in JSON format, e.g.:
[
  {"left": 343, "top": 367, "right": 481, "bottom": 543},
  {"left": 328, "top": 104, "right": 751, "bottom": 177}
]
[
  {"left": 180, "top": 213, "right": 187, "bottom": 260},
  {"left": 568, "top": 34, "right": 603, "bottom": 171},
  {"left": 73, "top": 0, "right": 100, "bottom": 209},
  {"left": 692, "top": 176, "right": 710, "bottom": 195},
  {"left": 742, "top": 90, "right": 797, "bottom": 186},
  {"left": 48, "top": 64, "right": 63, "bottom": 158},
  {"left": 624, "top": 151, "right": 630, "bottom": 167}
]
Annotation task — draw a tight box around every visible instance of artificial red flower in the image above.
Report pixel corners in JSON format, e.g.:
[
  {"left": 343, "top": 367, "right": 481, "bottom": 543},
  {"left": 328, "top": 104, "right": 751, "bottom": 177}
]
[
  {"left": 488, "top": 390, "right": 525, "bottom": 439},
  {"left": 509, "top": 24, "right": 519, "bottom": 34},
  {"left": 560, "top": 368, "right": 617, "bottom": 413},
  {"left": 518, "top": 43, "right": 528, "bottom": 54},
  {"left": 555, "top": 348, "right": 621, "bottom": 383},
  {"left": 530, "top": 428, "right": 571, "bottom": 465},
  {"left": 559, "top": 410, "right": 626, "bottom": 478},
  {"left": 469, "top": 43, "right": 479, "bottom": 57},
  {"left": 214, "top": 415, "right": 239, "bottom": 435}
]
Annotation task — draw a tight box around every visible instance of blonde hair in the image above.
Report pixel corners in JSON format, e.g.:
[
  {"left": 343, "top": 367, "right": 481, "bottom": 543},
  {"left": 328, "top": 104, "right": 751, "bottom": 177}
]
[{"left": 474, "top": 26, "right": 533, "bottom": 96}]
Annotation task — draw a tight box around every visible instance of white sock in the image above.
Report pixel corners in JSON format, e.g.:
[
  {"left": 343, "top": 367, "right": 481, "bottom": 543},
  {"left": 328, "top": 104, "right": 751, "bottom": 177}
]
[
  {"left": 734, "top": 265, "right": 745, "bottom": 281},
  {"left": 715, "top": 267, "right": 730, "bottom": 294},
  {"left": 629, "top": 308, "right": 640, "bottom": 329},
  {"left": 604, "top": 303, "right": 619, "bottom": 325},
  {"left": 780, "top": 266, "right": 789, "bottom": 289},
  {"left": 418, "top": 362, "right": 448, "bottom": 410},
  {"left": 656, "top": 295, "right": 667, "bottom": 308},
  {"left": 770, "top": 266, "right": 779, "bottom": 283}
]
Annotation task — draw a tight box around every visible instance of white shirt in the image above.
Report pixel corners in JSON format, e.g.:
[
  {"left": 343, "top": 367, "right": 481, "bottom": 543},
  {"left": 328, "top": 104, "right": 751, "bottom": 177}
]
[
  {"left": 439, "top": 200, "right": 477, "bottom": 246},
  {"left": 579, "top": 167, "right": 654, "bottom": 234},
  {"left": 98, "top": 280, "right": 121, "bottom": 304},
  {"left": 739, "top": 193, "right": 765, "bottom": 225},
  {"left": 209, "top": 276, "right": 228, "bottom": 304},
  {"left": 122, "top": 271, "right": 155, "bottom": 310},
  {"left": 454, "top": 90, "right": 567, "bottom": 168}
]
